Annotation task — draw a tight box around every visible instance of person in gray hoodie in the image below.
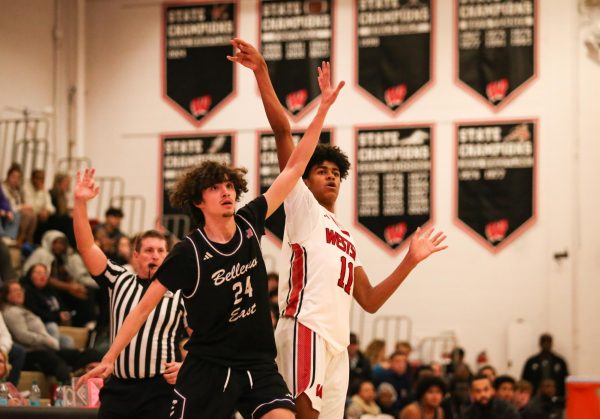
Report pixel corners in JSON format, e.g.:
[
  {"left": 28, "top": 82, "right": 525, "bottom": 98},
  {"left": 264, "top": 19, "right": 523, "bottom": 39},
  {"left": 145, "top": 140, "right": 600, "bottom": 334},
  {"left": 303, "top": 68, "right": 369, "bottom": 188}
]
[{"left": 23, "top": 230, "right": 98, "bottom": 327}]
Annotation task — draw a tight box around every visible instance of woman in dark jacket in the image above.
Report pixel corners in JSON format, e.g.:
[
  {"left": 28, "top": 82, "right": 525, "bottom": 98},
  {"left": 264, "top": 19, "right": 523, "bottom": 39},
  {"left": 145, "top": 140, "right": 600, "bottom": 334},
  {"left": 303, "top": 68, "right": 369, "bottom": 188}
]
[{"left": 21, "top": 263, "right": 74, "bottom": 349}]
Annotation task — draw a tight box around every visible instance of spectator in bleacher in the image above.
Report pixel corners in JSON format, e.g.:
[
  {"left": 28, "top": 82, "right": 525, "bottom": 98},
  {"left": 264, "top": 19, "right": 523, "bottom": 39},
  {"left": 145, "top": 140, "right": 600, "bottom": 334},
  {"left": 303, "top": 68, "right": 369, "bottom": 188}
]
[
  {"left": 376, "top": 382, "right": 400, "bottom": 417},
  {"left": 520, "top": 378, "right": 563, "bottom": 419},
  {"left": 21, "top": 263, "right": 75, "bottom": 349},
  {"left": 0, "top": 311, "right": 25, "bottom": 385},
  {"left": 49, "top": 173, "right": 71, "bottom": 216},
  {"left": 23, "top": 169, "right": 55, "bottom": 244},
  {"left": 0, "top": 239, "right": 18, "bottom": 284},
  {"left": 365, "top": 339, "right": 390, "bottom": 377},
  {"left": 1, "top": 163, "right": 37, "bottom": 246},
  {"left": 493, "top": 375, "right": 516, "bottom": 403},
  {"left": 23, "top": 230, "right": 98, "bottom": 327},
  {"left": 513, "top": 379, "right": 533, "bottom": 413},
  {"left": 462, "top": 374, "right": 519, "bottom": 419},
  {"left": 400, "top": 375, "right": 446, "bottom": 419},
  {"left": 348, "top": 332, "right": 371, "bottom": 396},
  {"left": 373, "top": 351, "right": 412, "bottom": 410},
  {"left": 0, "top": 184, "right": 20, "bottom": 242},
  {"left": 396, "top": 340, "right": 412, "bottom": 357},
  {"left": 93, "top": 207, "right": 124, "bottom": 259},
  {"left": 431, "top": 361, "right": 444, "bottom": 378},
  {"left": 346, "top": 380, "right": 388, "bottom": 419},
  {"left": 448, "top": 377, "right": 471, "bottom": 418},
  {"left": 446, "top": 347, "right": 472, "bottom": 380},
  {"left": 521, "top": 333, "right": 569, "bottom": 399},
  {"left": 114, "top": 235, "right": 133, "bottom": 269},
  {"left": 48, "top": 172, "right": 75, "bottom": 246},
  {"left": 0, "top": 280, "right": 101, "bottom": 383},
  {"left": 477, "top": 364, "right": 497, "bottom": 384}
]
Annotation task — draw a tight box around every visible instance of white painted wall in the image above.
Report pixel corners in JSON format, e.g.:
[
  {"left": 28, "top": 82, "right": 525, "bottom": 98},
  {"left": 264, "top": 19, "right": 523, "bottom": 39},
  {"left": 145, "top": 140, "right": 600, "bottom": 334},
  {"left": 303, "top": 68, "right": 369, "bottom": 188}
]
[{"left": 1, "top": 0, "right": 599, "bottom": 376}]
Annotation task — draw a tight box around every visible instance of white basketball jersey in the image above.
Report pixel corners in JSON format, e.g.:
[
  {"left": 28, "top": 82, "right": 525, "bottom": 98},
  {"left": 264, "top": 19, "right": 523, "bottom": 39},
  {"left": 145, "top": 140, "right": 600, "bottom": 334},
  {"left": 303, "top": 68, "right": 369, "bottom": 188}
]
[{"left": 278, "top": 181, "right": 361, "bottom": 353}]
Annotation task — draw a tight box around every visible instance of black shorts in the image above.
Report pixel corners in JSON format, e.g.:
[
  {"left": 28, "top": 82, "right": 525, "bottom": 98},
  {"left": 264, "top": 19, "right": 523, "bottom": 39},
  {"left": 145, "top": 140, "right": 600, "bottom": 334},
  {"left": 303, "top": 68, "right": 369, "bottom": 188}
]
[
  {"left": 171, "top": 355, "right": 295, "bottom": 419},
  {"left": 99, "top": 375, "right": 174, "bottom": 419}
]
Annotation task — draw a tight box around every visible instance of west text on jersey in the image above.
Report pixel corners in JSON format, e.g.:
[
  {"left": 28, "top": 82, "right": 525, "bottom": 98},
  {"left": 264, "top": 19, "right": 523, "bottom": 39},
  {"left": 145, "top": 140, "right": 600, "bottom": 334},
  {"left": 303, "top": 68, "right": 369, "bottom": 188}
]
[{"left": 325, "top": 228, "right": 357, "bottom": 259}]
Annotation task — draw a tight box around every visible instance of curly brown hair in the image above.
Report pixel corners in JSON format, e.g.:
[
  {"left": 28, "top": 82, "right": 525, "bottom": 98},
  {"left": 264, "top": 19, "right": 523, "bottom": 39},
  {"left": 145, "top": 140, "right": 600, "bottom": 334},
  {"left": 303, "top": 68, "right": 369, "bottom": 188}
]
[{"left": 169, "top": 161, "right": 248, "bottom": 226}]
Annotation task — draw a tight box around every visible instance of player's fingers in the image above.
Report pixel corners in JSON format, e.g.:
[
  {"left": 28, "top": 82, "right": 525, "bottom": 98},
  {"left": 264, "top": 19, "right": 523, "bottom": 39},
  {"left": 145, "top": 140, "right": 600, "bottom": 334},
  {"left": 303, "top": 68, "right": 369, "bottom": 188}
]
[
  {"left": 434, "top": 234, "right": 447, "bottom": 246},
  {"left": 425, "top": 227, "right": 434, "bottom": 238},
  {"left": 431, "top": 231, "right": 443, "bottom": 242}
]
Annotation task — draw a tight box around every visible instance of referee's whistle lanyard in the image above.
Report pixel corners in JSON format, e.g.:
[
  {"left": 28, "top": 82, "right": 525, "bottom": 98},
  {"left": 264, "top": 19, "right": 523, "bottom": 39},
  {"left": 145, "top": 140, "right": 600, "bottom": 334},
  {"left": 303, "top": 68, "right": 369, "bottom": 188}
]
[{"left": 222, "top": 368, "right": 254, "bottom": 392}]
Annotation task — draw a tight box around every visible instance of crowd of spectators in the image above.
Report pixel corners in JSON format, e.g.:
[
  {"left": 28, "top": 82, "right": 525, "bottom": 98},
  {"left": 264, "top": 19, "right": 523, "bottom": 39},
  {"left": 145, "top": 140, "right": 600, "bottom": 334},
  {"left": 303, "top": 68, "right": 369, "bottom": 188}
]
[
  {"left": 0, "top": 162, "right": 160, "bottom": 389},
  {"left": 346, "top": 333, "right": 569, "bottom": 419}
]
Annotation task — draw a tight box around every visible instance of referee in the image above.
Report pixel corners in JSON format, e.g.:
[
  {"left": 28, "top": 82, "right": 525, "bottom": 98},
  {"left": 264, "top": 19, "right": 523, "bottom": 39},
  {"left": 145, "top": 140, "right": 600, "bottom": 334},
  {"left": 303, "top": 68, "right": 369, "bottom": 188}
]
[{"left": 72, "top": 169, "right": 187, "bottom": 419}]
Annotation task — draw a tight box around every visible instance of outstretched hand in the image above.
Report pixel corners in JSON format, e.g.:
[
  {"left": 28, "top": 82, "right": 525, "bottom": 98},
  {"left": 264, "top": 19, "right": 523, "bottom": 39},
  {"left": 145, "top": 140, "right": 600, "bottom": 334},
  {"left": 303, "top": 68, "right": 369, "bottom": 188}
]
[
  {"left": 406, "top": 227, "right": 447, "bottom": 265},
  {"left": 75, "top": 358, "right": 113, "bottom": 390},
  {"left": 74, "top": 168, "right": 100, "bottom": 202},
  {"left": 227, "top": 38, "right": 264, "bottom": 71},
  {"left": 317, "top": 61, "right": 344, "bottom": 109}
]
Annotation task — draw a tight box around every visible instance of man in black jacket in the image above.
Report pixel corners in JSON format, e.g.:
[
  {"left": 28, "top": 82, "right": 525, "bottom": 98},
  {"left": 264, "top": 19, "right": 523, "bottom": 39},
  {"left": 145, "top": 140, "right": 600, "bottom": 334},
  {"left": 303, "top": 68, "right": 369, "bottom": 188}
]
[
  {"left": 522, "top": 334, "right": 569, "bottom": 398},
  {"left": 462, "top": 374, "right": 519, "bottom": 419}
]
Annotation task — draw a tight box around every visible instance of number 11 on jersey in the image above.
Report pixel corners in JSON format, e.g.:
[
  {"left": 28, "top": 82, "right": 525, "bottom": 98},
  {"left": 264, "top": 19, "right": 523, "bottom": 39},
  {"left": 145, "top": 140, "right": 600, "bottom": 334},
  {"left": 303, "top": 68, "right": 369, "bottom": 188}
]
[{"left": 337, "top": 256, "right": 354, "bottom": 294}]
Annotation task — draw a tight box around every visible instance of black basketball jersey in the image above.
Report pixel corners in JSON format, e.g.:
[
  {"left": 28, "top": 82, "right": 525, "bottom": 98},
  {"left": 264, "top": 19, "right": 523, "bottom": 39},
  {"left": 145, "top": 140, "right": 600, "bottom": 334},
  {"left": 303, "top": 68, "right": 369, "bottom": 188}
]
[{"left": 155, "top": 196, "right": 276, "bottom": 369}]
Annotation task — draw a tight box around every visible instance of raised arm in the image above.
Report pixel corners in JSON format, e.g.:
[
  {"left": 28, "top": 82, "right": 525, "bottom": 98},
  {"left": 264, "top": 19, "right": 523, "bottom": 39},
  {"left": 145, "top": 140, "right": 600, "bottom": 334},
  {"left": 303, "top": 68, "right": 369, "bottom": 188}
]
[
  {"left": 353, "top": 227, "right": 448, "bottom": 313},
  {"left": 72, "top": 168, "right": 107, "bottom": 276},
  {"left": 228, "top": 38, "right": 293, "bottom": 171},
  {"left": 76, "top": 279, "right": 167, "bottom": 387},
  {"left": 261, "top": 62, "right": 343, "bottom": 218}
]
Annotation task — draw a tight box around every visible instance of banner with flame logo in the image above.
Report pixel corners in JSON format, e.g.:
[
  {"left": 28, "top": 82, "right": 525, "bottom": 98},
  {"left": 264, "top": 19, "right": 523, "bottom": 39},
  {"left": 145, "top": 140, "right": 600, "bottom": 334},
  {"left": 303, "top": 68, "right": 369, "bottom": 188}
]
[
  {"left": 355, "top": 125, "right": 433, "bottom": 252},
  {"left": 456, "top": 0, "right": 536, "bottom": 110},
  {"left": 163, "top": 1, "right": 237, "bottom": 126},
  {"left": 356, "top": 0, "right": 432, "bottom": 114},
  {"left": 260, "top": 0, "right": 334, "bottom": 120},
  {"left": 257, "top": 129, "right": 331, "bottom": 243},
  {"left": 456, "top": 120, "right": 536, "bottom": 251}
]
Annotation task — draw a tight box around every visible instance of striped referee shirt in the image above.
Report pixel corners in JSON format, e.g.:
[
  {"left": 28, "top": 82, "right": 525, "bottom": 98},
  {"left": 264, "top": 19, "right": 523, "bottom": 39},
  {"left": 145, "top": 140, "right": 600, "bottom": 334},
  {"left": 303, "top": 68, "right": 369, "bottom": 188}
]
[{"left": 94, "top": 259, "right": 186, "bottom": 379}]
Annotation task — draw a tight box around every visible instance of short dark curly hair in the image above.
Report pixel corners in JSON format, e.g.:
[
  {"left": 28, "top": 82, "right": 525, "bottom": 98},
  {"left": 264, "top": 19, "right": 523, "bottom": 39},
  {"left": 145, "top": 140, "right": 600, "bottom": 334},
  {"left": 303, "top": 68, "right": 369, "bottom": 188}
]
[
  {"left": 169, "top": 161, "right": 248, "bottom": 227},
  {"left": 415, "top": 376, "right": 447, "bottom": 402},
  {"left": 302, "top": 144, "right": 350, "bottom": 180}
]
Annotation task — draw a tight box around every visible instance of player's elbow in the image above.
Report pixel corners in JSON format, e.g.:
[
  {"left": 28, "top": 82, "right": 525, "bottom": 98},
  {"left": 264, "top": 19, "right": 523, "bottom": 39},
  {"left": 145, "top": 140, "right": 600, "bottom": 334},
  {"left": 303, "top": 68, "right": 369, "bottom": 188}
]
[{"left": 355, "top": 294, "right": 378, "bottom": 314}]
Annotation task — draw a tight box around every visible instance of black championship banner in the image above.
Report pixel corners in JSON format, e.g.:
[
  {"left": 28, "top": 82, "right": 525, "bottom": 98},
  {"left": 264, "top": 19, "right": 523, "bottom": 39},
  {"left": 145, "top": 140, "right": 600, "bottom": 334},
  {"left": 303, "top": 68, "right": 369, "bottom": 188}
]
[
  {"left": 357, "top": 0, "right": 432, "bottom": 113},
  {"left": 163, "top": 2, "right": 237, "bottom": 125},
  {"left": 258, "top": 130, "right": 331, "bottom": 242},
  {"left": 161, "top": 133, "right": 233, "bottom": 216},
  {"left": 356, "top": 126, "right": 432, "bottom": 251},
  {"left": 457, "top": 0, "right": 536, "bottom": 109},
  {"left": 260, "top": 0, "right": 333, "bottom": 120},
  {"left": 457, "top": 121, "right": 535, "bottom": 250}
]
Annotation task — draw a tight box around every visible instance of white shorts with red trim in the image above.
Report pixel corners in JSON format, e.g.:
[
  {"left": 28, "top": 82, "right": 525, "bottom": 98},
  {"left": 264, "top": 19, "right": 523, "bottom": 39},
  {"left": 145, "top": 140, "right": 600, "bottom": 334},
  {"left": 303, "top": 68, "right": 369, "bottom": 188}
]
[{"left": 274, "top": 317, "right": 349, "bottom": 418}]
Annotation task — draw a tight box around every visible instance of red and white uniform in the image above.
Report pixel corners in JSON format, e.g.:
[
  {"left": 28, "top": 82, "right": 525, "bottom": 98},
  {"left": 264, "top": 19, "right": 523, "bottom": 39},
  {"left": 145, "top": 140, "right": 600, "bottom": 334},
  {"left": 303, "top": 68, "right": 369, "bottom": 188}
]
[{"left": 275, "top": 180, "right": 361, "bottom": 417}]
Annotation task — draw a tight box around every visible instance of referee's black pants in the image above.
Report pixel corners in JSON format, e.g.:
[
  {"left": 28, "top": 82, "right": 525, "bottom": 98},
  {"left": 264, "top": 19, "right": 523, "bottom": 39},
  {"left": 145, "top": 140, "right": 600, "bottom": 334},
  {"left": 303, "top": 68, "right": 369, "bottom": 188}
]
[{"left": 98, "top": 375, "right": 174, "bottom": 419}]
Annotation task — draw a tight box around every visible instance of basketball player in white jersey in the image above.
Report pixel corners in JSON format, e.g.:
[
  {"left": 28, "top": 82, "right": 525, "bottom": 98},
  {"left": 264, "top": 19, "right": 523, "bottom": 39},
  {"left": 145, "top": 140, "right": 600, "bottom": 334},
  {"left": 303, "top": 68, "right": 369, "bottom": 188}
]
[{"left": 230, "top": 38, "right": 448, "bottom": 418}]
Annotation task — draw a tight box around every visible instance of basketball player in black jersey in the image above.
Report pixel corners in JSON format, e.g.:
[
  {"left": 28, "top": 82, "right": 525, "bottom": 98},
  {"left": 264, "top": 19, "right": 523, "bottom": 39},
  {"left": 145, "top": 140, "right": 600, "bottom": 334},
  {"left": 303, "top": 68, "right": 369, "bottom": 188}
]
[{"left": 78, "top": 61, "right": 344, "bottom": 418}]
